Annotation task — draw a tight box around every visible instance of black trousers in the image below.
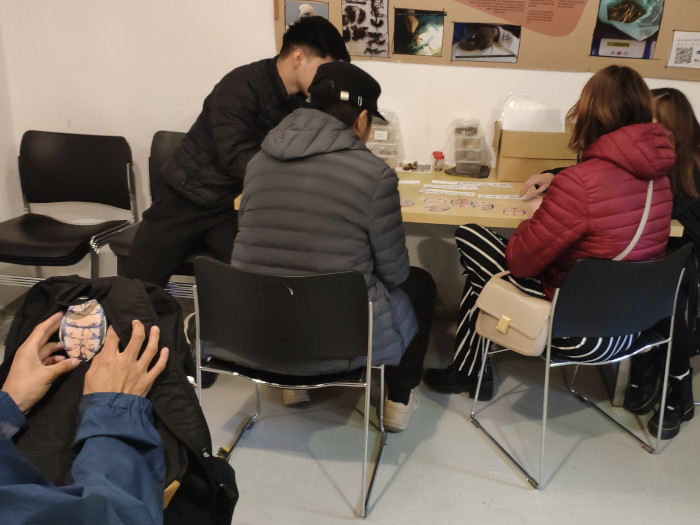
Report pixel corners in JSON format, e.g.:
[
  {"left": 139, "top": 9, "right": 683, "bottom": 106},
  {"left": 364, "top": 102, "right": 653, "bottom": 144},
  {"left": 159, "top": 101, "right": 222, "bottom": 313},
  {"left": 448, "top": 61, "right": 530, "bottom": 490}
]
[
  {"left": 385, "top": 266, "right": 437, "bottom": 402},
  {"left": 123, "top": 185, "right": 238, "bottom": 288}
]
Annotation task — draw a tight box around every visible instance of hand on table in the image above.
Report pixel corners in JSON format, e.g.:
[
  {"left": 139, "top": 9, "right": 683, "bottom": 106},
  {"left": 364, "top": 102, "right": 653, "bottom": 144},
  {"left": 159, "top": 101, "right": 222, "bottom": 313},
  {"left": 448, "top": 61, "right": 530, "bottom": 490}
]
[
  {"left": 519, "top": 172, "right": 555, "bottom": 198},
  {"left": 83, "top": 320, "right": 168, "bottom": 397},
  {"left": 1, "top": 312, "right": 80, "bottom": 413}
]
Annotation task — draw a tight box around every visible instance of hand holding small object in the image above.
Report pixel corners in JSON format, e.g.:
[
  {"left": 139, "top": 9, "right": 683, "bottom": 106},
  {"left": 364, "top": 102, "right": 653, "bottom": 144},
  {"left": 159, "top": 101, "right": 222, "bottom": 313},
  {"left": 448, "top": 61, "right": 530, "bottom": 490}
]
[
  {"left": 519, "top": 172, "right": 555, "bottom": 198},
  {"left": 83, "top": 320, "right": 169, "bottom": 397},
  {"left": 1, "top": 312, "right": 80, "bottom": 413}
]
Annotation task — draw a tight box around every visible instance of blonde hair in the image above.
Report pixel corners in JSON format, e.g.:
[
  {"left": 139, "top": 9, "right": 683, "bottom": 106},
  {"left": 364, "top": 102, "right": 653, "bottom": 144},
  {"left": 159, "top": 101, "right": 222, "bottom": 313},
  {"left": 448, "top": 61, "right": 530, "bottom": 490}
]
[{"left": 566, "top": 65, "right": 653, "bottom": 153}]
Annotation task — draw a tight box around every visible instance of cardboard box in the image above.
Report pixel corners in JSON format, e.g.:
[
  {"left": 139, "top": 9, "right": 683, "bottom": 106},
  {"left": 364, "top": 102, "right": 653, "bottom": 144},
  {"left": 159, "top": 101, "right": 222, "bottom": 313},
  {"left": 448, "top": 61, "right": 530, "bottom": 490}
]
[{"left": 493, "top": 122, "right": 577, "bottom": 182}]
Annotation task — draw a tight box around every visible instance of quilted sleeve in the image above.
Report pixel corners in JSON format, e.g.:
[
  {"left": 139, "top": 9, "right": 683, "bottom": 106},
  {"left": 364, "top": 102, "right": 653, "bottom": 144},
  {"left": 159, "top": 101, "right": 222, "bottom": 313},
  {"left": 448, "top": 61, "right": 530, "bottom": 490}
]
[
  {"left": 506, "top": 169, "right": 588, "bottom": 277},
  {"left": 208, "top": 72, "right": 264, "bottom": 181},
  {"left": 368, "top": 166, "right": 410, "bottom": 290}
]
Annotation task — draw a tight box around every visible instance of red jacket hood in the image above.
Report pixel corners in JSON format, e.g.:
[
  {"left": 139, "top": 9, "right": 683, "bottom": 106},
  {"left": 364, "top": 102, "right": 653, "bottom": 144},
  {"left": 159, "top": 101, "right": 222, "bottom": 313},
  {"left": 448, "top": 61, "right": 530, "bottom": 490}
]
[{"left": 581, "top": 122, "right": 675, "bottom": 182}]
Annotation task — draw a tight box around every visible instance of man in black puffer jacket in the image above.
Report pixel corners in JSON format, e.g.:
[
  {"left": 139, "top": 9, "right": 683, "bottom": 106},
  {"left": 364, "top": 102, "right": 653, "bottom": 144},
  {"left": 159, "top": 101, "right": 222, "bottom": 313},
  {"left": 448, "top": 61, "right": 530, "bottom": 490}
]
[{"left": 124, "top": 17, "right": 349, "bottom": 288}]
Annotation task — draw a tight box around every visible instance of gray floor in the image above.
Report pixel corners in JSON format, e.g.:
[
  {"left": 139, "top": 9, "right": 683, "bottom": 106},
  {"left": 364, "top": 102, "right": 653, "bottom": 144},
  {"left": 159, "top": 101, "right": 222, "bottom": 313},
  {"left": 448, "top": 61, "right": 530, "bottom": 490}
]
[{"left": 199, "top": 322, "right": 700, "bottom": 524}]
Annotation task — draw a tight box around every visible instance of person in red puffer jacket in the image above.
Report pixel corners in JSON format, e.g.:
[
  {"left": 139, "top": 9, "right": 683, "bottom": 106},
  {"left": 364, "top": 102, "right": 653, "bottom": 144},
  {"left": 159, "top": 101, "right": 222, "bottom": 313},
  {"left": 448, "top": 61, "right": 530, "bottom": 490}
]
[{"left": 424, "top": 65, "right": 675, "bottom": 403}]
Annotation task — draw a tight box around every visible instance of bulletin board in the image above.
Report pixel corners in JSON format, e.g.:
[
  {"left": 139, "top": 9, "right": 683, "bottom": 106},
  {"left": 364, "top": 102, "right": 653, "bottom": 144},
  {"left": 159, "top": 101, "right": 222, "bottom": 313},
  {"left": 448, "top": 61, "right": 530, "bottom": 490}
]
[{"left": 275, "top": 0, "right": 700, "bottom": 81}]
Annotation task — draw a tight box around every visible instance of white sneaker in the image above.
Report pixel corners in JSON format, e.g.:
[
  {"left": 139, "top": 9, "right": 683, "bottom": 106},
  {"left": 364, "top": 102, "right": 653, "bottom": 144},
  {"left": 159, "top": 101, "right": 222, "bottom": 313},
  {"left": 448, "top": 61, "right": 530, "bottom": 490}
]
[
  {"left": 282, "top": 388, "right": 310, "bottom": 407},
  {"left": 383, "top": 391, "right": 419, "bottom": 432}
]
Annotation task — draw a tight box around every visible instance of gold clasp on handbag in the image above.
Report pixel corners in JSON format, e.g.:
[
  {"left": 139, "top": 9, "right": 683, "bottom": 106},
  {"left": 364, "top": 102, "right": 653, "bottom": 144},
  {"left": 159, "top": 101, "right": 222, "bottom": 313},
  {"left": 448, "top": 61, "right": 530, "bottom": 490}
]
[{"left": 496, "top": 315, "right": 511, "bottom": 334}]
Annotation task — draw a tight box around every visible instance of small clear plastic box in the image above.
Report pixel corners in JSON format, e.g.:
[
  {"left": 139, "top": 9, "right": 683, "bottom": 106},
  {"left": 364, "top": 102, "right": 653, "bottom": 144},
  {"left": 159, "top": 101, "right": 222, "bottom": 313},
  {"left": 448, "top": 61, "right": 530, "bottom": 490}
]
[
  {"left": 367, "top": 141, "right": 399, "bottom": 157},
  {"left": 454, "top": 119, "right": 480, "bottom": 137},
  {"left": 455, "top": 147, "right": 484, "bottom": 162},
  {"left": 455, "top": 160, "right": 482, "bottom": 174},
  {"left": 456, "top": 135, "right": 483, "bottom": 149},
  {"left": 377, "top": 154, "right": 399, "bottom": 168},
  {"left": 370, "top": 109, "right": 399, "bottom": 143}
]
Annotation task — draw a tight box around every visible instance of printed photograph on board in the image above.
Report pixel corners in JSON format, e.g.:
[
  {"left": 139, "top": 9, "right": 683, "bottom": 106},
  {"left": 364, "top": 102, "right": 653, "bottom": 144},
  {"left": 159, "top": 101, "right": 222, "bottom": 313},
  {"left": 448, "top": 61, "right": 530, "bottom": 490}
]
[
  {"left": 394, "top": 9, "right": 445, "bottom": 57},
  {"left": 452, "top": 23, "right": 521, "bottom": 63},
  {"left": 667, "top": 31, "right": 700, "bottom": 69},
  {"left": 590, "top": 0, "right": 665, "bottom": 59},
  {"left": 342, "top": 0, "right": 389, "bottom": 57},
  {"left": 285, "top": 1, "right": 329, "bottom": 29}
]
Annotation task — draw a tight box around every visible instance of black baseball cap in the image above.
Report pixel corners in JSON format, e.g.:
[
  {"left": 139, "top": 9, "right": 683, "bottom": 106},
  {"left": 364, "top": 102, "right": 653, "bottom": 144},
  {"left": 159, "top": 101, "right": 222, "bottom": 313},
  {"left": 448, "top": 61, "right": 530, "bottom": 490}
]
[{"left": 308, "top": 61, "right": 386, "bottom": 121}]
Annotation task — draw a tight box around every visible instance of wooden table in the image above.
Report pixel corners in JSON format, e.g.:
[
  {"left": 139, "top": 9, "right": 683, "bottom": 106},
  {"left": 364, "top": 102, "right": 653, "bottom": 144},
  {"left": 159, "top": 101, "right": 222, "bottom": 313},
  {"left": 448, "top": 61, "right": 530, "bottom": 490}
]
[{"left": 398, "top": 169, "right": 684, "bottom": 236}]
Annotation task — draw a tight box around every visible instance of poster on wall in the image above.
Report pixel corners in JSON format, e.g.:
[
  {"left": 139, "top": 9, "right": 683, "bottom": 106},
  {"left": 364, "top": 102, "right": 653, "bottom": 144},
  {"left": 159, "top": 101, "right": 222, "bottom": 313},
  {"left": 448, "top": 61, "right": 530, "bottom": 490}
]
[
  {"left": 342, "top": 0, "right": 389, "bottom": 57},
  {"left": 590, "top": 0, "right": 665, "bottom": 59},
  {"left": 451, "top": 23, "right": 521, "bottom": 62},
  {"left": 394, "top": 9, "right": 446, "bottom": 57},
  {"left": 667, "top": 31, "right": 700, "bottom": 69},
  {"left": 457, "top": 0, "right": 587, "bottom": 37},
  {"left": 285, "top": 1, "right": 329, "bottom": 29}
]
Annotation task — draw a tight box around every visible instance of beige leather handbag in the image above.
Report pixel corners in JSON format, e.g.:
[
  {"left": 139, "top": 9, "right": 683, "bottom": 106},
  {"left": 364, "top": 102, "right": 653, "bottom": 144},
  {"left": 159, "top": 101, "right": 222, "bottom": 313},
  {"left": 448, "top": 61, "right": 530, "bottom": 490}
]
[
  {"left": 475, "top": 271, "right": 551, "bottom": 356},
  {"left": 475, "top": 180, "right": 654, "bottom": 357}
]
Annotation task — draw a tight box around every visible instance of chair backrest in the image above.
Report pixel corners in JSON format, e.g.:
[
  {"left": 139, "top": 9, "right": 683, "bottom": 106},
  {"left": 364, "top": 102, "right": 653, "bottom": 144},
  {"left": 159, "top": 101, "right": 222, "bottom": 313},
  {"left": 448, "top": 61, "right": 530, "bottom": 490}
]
[
  {"left": 194, "top": 256, "right": 369, "bottom": 372},
  {"left": 148, "top": 130, "right": 186, "bottom": 198},
  {"left": 551, "top": 244, "right": 692, "bottom": 339},
  {"left": 19, "top": 130, "right": 133, "bottom": 210}
]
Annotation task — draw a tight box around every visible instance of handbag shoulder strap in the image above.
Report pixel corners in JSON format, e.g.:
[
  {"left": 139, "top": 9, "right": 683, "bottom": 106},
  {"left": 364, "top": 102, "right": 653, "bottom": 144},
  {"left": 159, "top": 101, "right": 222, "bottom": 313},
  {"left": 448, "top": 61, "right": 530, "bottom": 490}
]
[
  {"left": 492, "top": 270, "right": 510, "bottom": 279},
  {"left": 614, "top": 180, "right": 654, "bottom": 261}
]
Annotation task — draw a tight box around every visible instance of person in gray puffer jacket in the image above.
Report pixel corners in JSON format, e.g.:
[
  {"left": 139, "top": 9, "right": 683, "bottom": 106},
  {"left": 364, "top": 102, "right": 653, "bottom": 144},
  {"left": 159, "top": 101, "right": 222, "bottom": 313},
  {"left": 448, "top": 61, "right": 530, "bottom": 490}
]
[{"left": 231, "top": 61, "right": 436, "bottom": 432}]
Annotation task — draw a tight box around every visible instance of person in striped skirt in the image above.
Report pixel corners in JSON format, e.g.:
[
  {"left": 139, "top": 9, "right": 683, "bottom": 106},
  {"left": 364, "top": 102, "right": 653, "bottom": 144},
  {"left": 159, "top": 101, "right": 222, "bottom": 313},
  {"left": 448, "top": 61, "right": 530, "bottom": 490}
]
[{"left": 424, "top": 65, "right": 675, "bottom": 400}]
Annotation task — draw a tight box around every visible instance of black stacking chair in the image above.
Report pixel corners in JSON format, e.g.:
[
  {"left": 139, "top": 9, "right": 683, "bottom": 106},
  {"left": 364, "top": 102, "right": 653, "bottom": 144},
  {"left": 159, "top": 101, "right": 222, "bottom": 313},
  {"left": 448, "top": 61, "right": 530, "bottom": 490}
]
[
  {"left": 193, "top": 256, "right": 386, "bottom": 518},
  {"left": 108, "top": 130, "right": 212, "bottom": 297},
  {"left": 0, "top": 131, "right": 136, "bottom": 283},
  {"left": 108, "top": 130, "right": 184, "bottom": 275},
  {"left": 470, "top": 244, "right": 692, "bottom": 489}
]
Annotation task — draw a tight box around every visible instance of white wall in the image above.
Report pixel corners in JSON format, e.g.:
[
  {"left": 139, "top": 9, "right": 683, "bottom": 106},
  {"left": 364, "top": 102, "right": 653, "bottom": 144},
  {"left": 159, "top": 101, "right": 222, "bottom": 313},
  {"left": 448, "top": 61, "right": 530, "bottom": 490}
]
[
  {"left": 1, "top": 1, "right": 698, "bottom": 212},
  {"left": 0, "top": 18, "right": 17, "bottom": 222},
  {"left": 0, "top": 1, "right": 697, "bottom": 304}
]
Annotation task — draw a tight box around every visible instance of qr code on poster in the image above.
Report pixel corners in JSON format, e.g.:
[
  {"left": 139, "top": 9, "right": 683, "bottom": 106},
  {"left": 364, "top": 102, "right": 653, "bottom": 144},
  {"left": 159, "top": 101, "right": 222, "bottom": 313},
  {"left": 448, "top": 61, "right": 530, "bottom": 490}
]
[{"left": 674, "top": 47, "right": 693, "bottom": 64}]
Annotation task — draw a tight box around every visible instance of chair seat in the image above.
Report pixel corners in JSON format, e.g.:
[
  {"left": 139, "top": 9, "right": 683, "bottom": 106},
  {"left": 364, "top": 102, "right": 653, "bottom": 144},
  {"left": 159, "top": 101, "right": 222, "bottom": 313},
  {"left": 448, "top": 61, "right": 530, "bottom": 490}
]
[
  {"left": 205, "top": 357, "right": 367, "bottom": 387},
  {"left": 0, "top": 214, "right": 128, "bottom": 265},
  {"left": 549, "top": 330, "right": 668, "bottom": 367}
]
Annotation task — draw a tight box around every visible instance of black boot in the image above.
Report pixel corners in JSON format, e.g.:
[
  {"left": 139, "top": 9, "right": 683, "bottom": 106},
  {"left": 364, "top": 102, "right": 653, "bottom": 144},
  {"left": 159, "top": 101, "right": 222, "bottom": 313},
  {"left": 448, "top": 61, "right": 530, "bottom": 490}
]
[
  {"left": 423, "top": 358, "right": 494, "bottom": 400},
  {"left": 624, "top": 350, "right": 661, "bottom": 415},
  {"left": 648, "top": 370, "right": 695, "bottom": 440}
]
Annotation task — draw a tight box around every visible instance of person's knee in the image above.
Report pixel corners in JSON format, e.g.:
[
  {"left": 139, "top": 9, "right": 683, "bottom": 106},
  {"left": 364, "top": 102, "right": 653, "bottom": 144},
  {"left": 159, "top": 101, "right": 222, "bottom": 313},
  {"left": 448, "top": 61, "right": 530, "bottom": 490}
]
[
  {"left": 411, "top": 267, "right": 436, "bottom": 298},
  {"left": 454, "top": 223, "right": 488, "bottom": 244}
]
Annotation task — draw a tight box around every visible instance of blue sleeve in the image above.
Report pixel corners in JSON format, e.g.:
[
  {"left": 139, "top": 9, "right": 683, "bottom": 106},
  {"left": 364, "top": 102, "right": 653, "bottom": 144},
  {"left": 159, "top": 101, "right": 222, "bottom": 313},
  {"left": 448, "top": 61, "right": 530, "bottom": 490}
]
[
  {"left": 0, "top": 392, "right": 165, "bottom": 525},
  {"left": 0, "top": 390, "right": 26, "bottom": 439}
]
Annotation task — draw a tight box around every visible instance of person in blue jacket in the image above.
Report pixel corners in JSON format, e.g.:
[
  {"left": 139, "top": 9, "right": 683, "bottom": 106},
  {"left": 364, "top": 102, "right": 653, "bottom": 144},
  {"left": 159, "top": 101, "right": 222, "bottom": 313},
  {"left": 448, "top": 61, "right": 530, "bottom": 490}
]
[{"left": 0, "top": 312, "right": 169, "bottom": 525}]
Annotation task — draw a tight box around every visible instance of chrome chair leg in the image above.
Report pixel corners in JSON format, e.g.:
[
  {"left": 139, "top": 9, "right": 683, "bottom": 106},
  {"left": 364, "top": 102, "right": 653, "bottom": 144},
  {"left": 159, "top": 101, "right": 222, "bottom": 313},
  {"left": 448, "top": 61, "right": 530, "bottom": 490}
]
[
  {"left": 537, "top": 347, "right": 552, "bottom": 490},
  {"left": 361, "top": 360, "right": 370, "bottom": 518},
  {"left": 470, "top": 340, "right": 542, "bottom": 489},
  {"left": 361, "top": 364, "right": 387, "bottom": 518},
  {"left": 90, "top": 251, "right": 100, "bottom": 279},
  {"left": 219, "top": 382, "right": 261, "bottom": 461},
  {"left": 469, "top": 338, "right": 490, "bottom": 418}
]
